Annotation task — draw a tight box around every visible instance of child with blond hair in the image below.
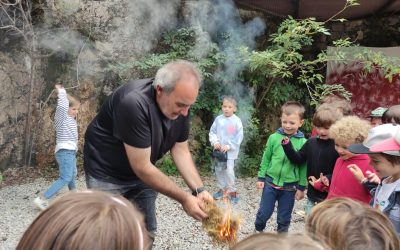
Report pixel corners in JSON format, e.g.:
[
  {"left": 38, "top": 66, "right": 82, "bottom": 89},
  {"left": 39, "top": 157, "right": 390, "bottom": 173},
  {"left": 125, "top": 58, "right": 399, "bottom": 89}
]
[
  {"left": 255, "top": 101, "right": 307, "bottom": 233},
  {"left": 311, "top": 116, "right": 375, "bottom": 204},
  {"left": 282, "top": 104, "right": 342, "bottom": 214},
  {"left": 306, "top": 197, "right": 399, "bottom": 250},
  {"left": 209, "top": 96, "right": 243, "bottom": 204},
  {"left": 19, "top": 191, "right": 150, "bottom": 250},
  {"left": 34, "top": 84, "right": 80, "bottom": 210},
  {"left": 348, "top": 124, "right": 400, "bottom": 233}
]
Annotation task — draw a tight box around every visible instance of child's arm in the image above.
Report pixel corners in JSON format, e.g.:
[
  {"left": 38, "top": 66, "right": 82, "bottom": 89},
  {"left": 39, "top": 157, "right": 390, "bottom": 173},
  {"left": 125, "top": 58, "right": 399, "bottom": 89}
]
[
  {"left": 208, "top": 119, "right": 220, "bottom": 150},
  {"left": 281, "top": 138, "right": 308, "bottom": 164},
  {"left": 54, "top": 84, "right": 69, "bottom": 129},
  {"left": 310, "top": 175, "right": 329, "bottom": 192},
  {"left": 348, "top": 164, "right": 380, "bottom": 190}
]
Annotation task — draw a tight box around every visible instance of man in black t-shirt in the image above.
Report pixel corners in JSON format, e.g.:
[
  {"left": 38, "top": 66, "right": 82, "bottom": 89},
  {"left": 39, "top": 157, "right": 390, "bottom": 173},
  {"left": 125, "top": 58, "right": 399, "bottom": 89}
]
[{"left": 84, "top": 60, "right": 212, "bottom": 240}]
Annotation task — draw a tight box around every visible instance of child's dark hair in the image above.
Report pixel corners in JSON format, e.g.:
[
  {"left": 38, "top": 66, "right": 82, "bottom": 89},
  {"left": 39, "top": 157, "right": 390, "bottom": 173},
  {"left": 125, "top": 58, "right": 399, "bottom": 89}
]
[
  {"left": 382, "top": 105, "right": 400, "bottom": 125},
  {"left": 374, "top": 153, "right": 400, "bottom": 166},
  {"left": 281, "top": 101, "right": 305, "bottom": 119},
  {"left": 312, "top": 104, "right": 343, "bottom": 128}
]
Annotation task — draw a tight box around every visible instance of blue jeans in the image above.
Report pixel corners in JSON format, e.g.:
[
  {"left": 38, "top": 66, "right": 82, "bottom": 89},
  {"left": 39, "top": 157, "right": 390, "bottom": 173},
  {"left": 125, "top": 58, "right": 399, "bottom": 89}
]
[
  {"left": 255, "top": 183, "right": 296, "bottom": 232},
  {"left": 85, "top": 174, "right": 158, "bottom": 234},
  {"left": 44, "top": 149, "right": 77, "bottom": 199}
]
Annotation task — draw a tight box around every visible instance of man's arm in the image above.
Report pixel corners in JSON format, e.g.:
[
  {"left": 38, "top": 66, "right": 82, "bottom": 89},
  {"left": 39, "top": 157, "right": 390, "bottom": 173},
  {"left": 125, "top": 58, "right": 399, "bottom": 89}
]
[
  {"left": 124, "top": 143, "right": 207, "bottom": 220},
  {"left": 171, "top": 141, "right": 203, "bottom": 188},
  {"left": 170, "top": 141, "right": 213, "bottom": 202}
]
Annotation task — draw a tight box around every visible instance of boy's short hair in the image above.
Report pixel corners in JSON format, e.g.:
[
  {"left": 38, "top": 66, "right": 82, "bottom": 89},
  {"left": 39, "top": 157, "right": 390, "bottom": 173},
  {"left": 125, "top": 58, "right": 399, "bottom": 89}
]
[
  {"left": 312, "top": 104, "right": 343, "bottom": 128},
  {"left": 306, "top": 197, "right": 400, "bottom": 250},
  {"left": 281, "top": 101, "right": 305, "bottom": 119},
  {"left": 222, "top": 96, "right": 237, "bottom": 107},
  {"left": 329, "top": 116, "right": 371, "bottom": 145}
]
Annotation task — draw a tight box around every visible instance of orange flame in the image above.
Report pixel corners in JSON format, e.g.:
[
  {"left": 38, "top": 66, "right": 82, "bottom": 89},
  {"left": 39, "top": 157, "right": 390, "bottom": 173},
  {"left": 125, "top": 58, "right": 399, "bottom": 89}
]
[
  {"left": 202, "top": 200, "right": 240, "bottom": 246},
  {"left": 218, "top": 206, "right": 240, "bottom": 244}
]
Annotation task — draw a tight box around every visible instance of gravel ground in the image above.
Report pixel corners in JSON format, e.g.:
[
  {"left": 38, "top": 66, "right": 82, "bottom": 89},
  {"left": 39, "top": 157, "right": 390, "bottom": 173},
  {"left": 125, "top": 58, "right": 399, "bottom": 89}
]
[{"left": 0, "top": 175, "right": 306, "bottom": 250}]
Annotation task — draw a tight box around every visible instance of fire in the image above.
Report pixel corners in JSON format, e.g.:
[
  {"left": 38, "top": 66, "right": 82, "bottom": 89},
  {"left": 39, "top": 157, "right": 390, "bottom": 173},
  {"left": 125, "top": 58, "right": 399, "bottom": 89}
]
[
  {"left": 218, "top": 206, "right": 240, "bottom": 243},
  {"left": 202, "top": 201, "right": 240, "bottom": 246}
]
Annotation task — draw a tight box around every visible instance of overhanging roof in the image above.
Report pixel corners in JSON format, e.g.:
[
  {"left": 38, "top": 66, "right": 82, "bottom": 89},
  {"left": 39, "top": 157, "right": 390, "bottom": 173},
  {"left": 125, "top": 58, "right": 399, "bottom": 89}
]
[{"left": 234, "top": 0, "right": 400, "bottom": 20}]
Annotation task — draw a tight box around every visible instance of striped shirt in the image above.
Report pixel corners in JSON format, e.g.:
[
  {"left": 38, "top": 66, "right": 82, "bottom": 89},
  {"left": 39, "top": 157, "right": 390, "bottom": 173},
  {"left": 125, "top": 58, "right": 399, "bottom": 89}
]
[{"left": 54, "top": 88, "right": 78, "bottom": 153}]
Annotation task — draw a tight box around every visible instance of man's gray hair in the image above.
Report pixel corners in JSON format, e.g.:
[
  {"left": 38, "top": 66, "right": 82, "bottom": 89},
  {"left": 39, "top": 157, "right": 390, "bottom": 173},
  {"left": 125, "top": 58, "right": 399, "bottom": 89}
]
[{"left": 153, "top": 60, "right": 203, "bottom": 94}]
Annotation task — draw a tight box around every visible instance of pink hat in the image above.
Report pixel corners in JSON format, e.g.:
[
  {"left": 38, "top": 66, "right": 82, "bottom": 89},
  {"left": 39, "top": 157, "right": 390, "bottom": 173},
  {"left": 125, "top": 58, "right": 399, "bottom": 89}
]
[{"left": 370, "top": 127, "right": 400, "bottom": 156}]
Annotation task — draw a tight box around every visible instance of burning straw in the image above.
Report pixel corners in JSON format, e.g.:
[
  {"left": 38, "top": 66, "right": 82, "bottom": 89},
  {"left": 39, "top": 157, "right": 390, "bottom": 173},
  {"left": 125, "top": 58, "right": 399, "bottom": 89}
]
[{"left": 202, "top": 201, "right": 240, "bottom": 246}]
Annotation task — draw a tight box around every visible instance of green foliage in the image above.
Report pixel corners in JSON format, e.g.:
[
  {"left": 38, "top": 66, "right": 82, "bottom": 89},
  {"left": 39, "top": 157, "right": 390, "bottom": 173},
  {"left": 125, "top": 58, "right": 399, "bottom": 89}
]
[
  {"left": 106, "top": 27, "right": 223, "bottom": 80},
  {"left": 266, "top": 81, "right": 310, "bottom": 108},
  {"left": 309, "top": 84, "right": 352, "bottom": 107},
  {"left": 236, "top": 116, "right": 264, "bottom": 177},
  {"left": 157, "top": 153, "right": 178, "bottom": 175}
]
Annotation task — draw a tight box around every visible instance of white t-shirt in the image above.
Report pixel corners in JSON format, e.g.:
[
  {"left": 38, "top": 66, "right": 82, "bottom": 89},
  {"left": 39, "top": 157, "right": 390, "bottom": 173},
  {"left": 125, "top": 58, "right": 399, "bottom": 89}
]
[{"left": 374, "top": 178, "right": 400, "bottom": 211}]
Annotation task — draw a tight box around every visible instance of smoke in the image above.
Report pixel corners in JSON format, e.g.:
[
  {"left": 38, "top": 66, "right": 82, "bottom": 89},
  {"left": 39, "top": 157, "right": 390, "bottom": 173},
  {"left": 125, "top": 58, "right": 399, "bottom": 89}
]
[
  {"left": 109, "top": 0, "right": 181, "bottom": 57},
  {"left": 35, "top": 0, "right": 265, "bottom": 103},
  {"left": 185, "top": 0, "right": 265, "bottom": 125}
]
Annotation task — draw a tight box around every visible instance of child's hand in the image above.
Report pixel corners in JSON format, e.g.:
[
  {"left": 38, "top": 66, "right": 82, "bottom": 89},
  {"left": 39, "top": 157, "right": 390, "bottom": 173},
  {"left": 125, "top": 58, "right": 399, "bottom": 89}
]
[
  {"left": 256, "top": 181, "right": 264, "bottom": 190},
  {"left": 220, "top": 145, "right": 229, "bottom": 153},
  {"left": 213, "top": 143, "right": 221, "bottom": 151},
  {"left": 347, "top": 164, "right": 365, "bottom": 183},
  {"left": 366, "top": 170, "right": 381, "bottom": 184},
  {"left": 295, "top": 190, "right": 305, "bottom": 200},
  {"left": 54, "top": 83, "right": 63, "bottom": 90},
  {"left": 320, "top": 173, "right": 329, "bottom": 187},
  {"left": 308, "top": 176, "right": 318, "bottom": 187},
  {"left": 281, "top": 137, "right": 289, "bottom": 145}
]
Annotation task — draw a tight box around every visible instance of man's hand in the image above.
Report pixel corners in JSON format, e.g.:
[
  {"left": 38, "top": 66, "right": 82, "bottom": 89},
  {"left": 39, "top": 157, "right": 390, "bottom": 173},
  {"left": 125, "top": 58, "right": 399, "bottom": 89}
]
[
  {"left": 295, "top": 190, "right": 305, "bottom": 200},
  {"left": 197, "top": 190, "right": 213, "bottom": 203},
  {"left": 181, "top": 193, "right": 208, "bottom": 221},
  {"left": 256, "top": 181, "right": 264, "bottom": 189}
]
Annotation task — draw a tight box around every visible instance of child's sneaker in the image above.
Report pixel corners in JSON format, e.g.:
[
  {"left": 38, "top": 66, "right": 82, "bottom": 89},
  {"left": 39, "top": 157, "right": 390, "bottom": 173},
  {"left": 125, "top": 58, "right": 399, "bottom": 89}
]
[
  {"left": 229, "top": 192, "right": 240, "bottom": 204},
  {"left": 213, "top": 190, "right": 224, "bottom": 200},
  {"left": 33, "top": 197, "right": 48, "bottom": 211}
]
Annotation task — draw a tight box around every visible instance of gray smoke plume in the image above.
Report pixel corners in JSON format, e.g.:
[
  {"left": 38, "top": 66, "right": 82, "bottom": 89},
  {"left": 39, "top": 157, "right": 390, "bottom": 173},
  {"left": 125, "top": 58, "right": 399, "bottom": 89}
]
[
  {"left": 184, "top": 0, "right": 265, "bottom": 124},
  {"left": 109, "top": 0, "right": 181, "bottom": 58}
]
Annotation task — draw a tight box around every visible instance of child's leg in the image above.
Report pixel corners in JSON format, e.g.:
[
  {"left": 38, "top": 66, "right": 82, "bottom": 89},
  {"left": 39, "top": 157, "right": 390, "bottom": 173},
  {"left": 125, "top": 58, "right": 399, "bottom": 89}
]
[
  {"left": 254, "top": 184, "right": 278, "bottom": 231},
  {"left": 44, "top": 149, "right": 76, "bottom": 199},
  {"left": 226, "top": 159, "right": 236, "bottom": 193},
  {"left": 68, "top": 154, "right": 77, "bottom": 190},
  {"left": 276, "top": 189, "right": 296, "bottom": 233},
  {"left": 215, "top": 161, "right": 227, "bottom": 191}
]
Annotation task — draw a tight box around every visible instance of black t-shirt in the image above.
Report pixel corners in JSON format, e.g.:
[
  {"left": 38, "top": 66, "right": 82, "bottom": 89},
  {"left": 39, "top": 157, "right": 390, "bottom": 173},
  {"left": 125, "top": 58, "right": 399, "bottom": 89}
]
[
  {"left": 84, "top": 78, "right": 190, "bottom": 184},
  {"left": 282, "top": 137, "right": 339, "bottom": 202}
]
